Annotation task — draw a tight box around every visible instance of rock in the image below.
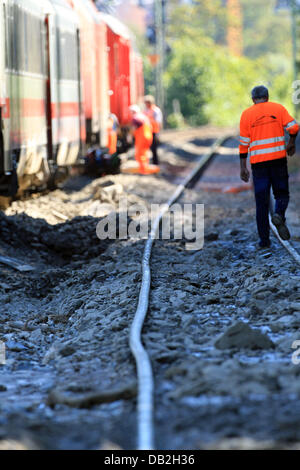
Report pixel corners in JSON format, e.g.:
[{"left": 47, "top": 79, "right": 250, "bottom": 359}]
[
  {"left": 276, "top": 333, "right": 300, "bottom": 352},
  {"left": 277, "top": 315, "right": 295, "bottom": 325},
  {"left": 59, "top": 344, "right": 76, "bottom": 357},
  {"left": 290, "top": 302, "right": 300, "bottom": 312},
  {"left": 214, "top": 321, "right": 274, "bottom": 350},
  {"left": 205, "top": 232, "right": 219, "bottom": 241},
  {"left": 237, "top": 381, "right": 269, "bottom": 396},
  {"left": 6, "top": 340, "right": 28, "bottom": 352},
  {"left": 254, "top": 290, "right": 273, "bottom": 300},
  {"left": 30, "top": 328, "right": 43, "bottom": 343},
  {"left": 7, "top": 321, "right": 24, "bottom": 330},
  {"left": 205, "top": 295, "right": 220, "bottom": 305},
  {"left": 84, "top": 201, "right": 115, "bottom": 218},
  {"left": 270, "top": 323, "right": 281, "bottom": 333}
]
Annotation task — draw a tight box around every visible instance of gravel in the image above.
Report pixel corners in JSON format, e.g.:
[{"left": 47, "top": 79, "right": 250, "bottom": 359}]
[{"left": 0, "top": 128, "right": 300, "bottom": 450}]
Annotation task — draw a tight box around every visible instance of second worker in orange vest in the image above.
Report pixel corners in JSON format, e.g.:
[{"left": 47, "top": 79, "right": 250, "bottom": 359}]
[
  {"left": 129, "top": 105, "right": 153, "bottom": 174},
  {"left": 239, "top": 85, "right": 299, "bottom": 247},
  {"left": 144, "top": 95, "right": 162, "bottom": 166}
]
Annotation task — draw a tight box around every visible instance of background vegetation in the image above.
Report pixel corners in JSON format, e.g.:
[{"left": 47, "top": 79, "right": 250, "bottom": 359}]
[{"left": 144, "top": 0, "right": 294, "bottom": 127}]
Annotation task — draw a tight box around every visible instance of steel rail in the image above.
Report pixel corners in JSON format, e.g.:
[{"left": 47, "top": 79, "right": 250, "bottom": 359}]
[
  {"left": 269, "top": 194, "right": 300, "bottom": 265},
  {"left": 129, "top": 135, "right": 232, "bottom": 450}
]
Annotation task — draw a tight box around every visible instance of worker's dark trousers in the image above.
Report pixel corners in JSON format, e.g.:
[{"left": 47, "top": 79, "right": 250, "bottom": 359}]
[
  {"left": 151, "top": 133, "right": 159, "bottom": 165},
  {"left": 252, "top": 158, "right": 289, "bottom": 244}
]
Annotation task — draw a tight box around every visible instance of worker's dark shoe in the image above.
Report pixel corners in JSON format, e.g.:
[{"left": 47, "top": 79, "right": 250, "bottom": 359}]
[
  {"left": 259, "top": 239, "right": 271, "bottom": 249},
  {"left": 271, "top": 213, "right": 291, "bottom": 241}
]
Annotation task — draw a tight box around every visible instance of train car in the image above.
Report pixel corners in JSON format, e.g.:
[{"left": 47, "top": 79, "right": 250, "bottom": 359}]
[
  {"left": 0, "top": 0, "right": 144, "bottom": 197},
  {"left": 66, "top": 0, "right": 109, "bottom": 149},
  {"left": 99, "top": 11, "right": 145, "bottom": 150},
  {"left": 100, "top": 12, "right": 132, "bottom": 128},
  {"left": 86, "top": 0, "right": 110, "bottom": 150},
  {"left": 0, "top": 0, "right": 51, "bottom": 194},
  {"left": 0, "top": 0, "right": 82, "bottom": 195}
]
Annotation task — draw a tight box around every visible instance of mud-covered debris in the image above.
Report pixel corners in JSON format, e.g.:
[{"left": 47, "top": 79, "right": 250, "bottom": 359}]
[
  {"left": 47, "top": 381, "right": 137, "bottom": 408},
  {"left": 214, "top": 321, "right": 275, "bottom": 350}
]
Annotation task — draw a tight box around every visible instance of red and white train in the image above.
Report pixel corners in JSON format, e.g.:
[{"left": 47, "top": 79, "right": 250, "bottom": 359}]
[{"left": 0, "top": 0, "right": 144, "bottom": 196}]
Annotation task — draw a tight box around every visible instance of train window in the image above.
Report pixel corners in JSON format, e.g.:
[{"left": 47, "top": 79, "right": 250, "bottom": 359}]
[
  {"left": 23, "top": 9, "right": 28, "bottom": 72},
  {"left": 8, "top": 5, "right": 14, "bottom": 70},
  {"left": 3, "top": 4, "right": 9, "bottom": 69},
  {"left": 4, "top": 4, "right": 28, "bottom": 73},
  {"left": 25, "top": 13, "right": 45, "bottom": 75},
  {"left": 57, "top": 29, "right": 77, "bottom": 81},
  {"left": 13, "top": 4, "right": 26, "bottom": 73},
  {"left": 18, "top": 8, "right": 26, "bottom": 72},
  {"left": 12, "top": 4, "right": 18, "bottom": 71}
]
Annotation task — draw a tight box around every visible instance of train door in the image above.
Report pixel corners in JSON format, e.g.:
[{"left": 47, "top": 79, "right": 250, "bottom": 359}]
[
  {"left": 76, "top": 27, "right": 85, "bottom": 154},
  {"left": 95, "top": 23, "right": 101, "bottom": 146},
  {"left": 6, "top": 0, "right": 21, "bottom": 169},
  {"left": 0, "top": 0, "right": 18, "bottom": 196},
  {"left": 45, "top": 14, "right": 53, "bottom": 163},
  {"left": 113, "top": 40, "right": 120, "bottom": 119},
  {"left": 91, "top": 27, "right": 99, "bottom": 144},
  {"left": 1, "top": 0, "right": 13, "bottom": 174},
  {"left": 98, "top": 21, "right": 109, "bottom": 149}
]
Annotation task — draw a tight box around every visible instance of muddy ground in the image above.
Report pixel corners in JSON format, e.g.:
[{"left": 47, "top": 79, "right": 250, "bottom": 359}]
[{"left": 0, "top": 127, "right": 300, "bottom": 450}]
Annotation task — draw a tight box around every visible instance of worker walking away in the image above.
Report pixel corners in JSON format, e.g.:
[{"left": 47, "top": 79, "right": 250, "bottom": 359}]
[
  {"left": 129, "top": 105, "right": 153, "bottom": 174},
  {"left": 144, "top": 95, "right": 162, "bottom": 166},
  {"left": 239, "top": 85, "right": 299, "bottom": 248},
  {"left": 107, "top": 113, "right": 119, "bottom": 155}
]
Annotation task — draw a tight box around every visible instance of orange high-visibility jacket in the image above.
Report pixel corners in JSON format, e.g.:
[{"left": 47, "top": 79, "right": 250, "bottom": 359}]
[
  {"left": 144, "top": 105, "right": 162, "bottom": 134},
  {"left": 239, "top": 102, "right": 299, "bottom": 164}
]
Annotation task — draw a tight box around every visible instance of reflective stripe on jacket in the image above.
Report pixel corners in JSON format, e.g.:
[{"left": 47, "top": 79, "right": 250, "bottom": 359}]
[{"left": 239, "top": 102, "right": 299, "bottom": 164}]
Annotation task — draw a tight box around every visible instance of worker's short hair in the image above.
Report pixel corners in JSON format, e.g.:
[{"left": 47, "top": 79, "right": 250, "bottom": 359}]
[
  {"left": 251, "top": 85, "right": 269, "bottom": 100},
  {"left": 144, "top": 95, "right": 155, "bottom": 104}
]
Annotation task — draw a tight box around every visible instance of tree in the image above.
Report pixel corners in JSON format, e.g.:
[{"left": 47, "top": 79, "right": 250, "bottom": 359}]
[
  {"left": 241, "top": 0, "right": 292, "bottom": 59},
  {"left": 167, "top": 0, "right": 228, "bottom": 45}
]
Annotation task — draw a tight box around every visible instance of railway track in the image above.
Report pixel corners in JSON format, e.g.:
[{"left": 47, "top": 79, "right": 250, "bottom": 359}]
[{"left": 130, "top": 134, "right": 300, "bottom": 450}]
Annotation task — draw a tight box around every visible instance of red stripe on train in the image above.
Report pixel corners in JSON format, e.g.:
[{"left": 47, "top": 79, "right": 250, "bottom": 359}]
[
  {"left": 51, "top": 102, "right": 79, "bottom": 118},
  {"left": 2, "top": 98, "right": 80, "bottom": 119},
  {"left": 2, "top": 98, "right": 10, "bottom": 118},
  {"left": 23, "top": 98, "right": 46, "bottom": 117}
]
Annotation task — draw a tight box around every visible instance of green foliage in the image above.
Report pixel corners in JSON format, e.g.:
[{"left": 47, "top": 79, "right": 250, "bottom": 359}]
[
  {"left": 165, "top": 38, "right": 214, "bottom": 125},
  {"left": 167, "top": 112, "right": 186, "bottom": 129},
  {"left": 167, "top": 0, "right": 228, "bottom": 45},
  {"left": 241, "top": 0, "right": 292, "bottom": 59},
  {"left": 132, "top": 0, "right": 294, "bottom": 127},
  {"left": 164, "top": 38, "right": 293, "bottom": 127}
]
